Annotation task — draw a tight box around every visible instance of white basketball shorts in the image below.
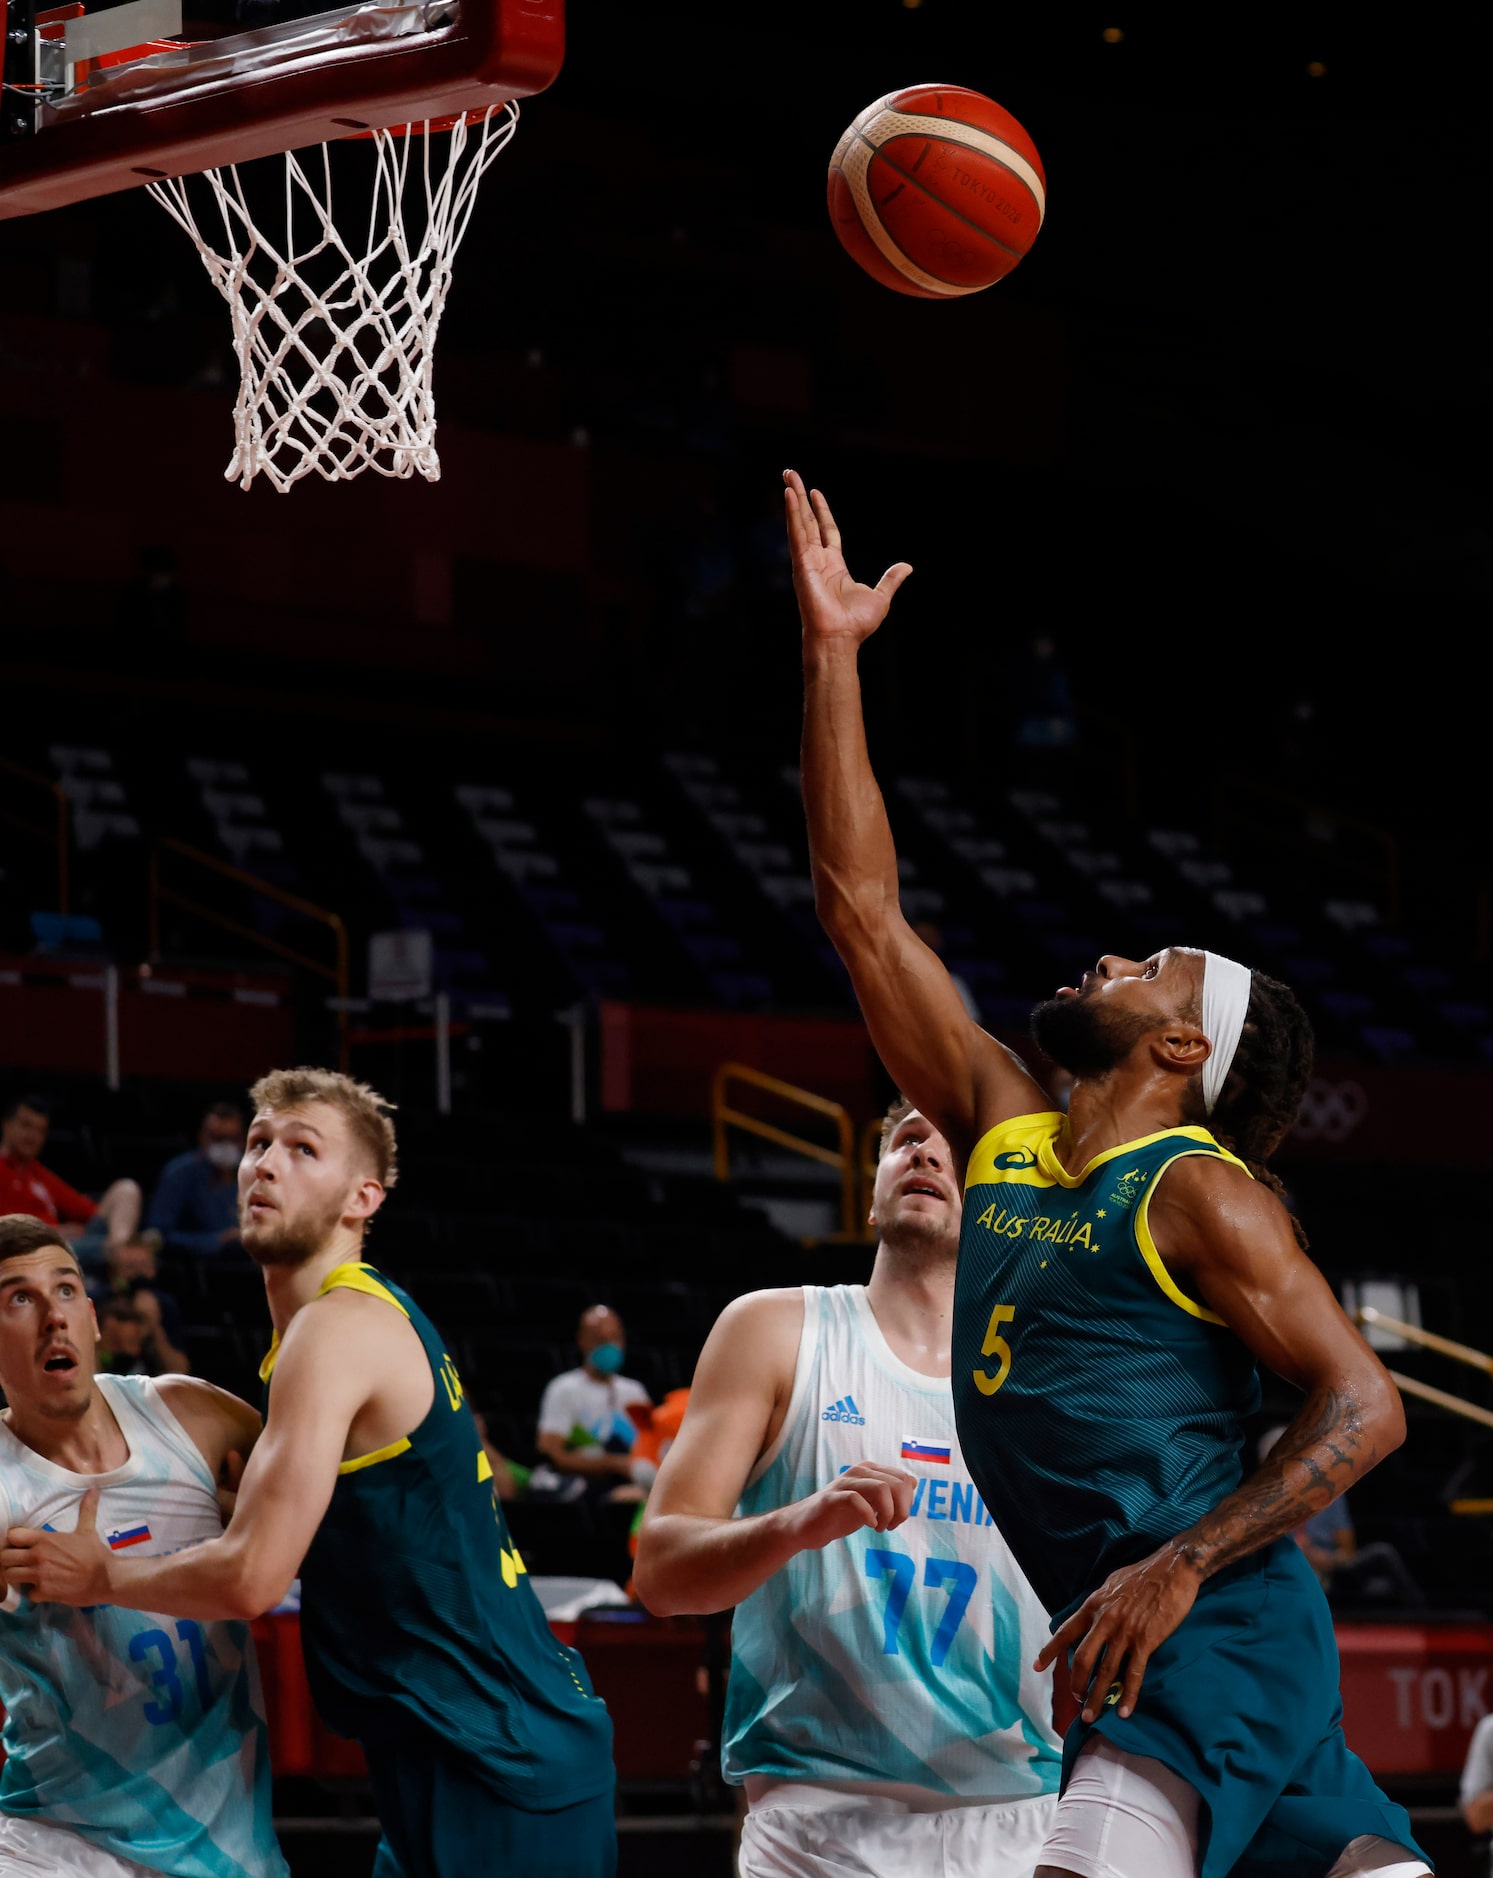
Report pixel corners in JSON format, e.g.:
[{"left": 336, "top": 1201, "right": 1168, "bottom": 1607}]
[
  {"left": 738, "top": 1780, "right": 1059, "bottom": 1878},
  {"left": 1039, "top": 1737, "right": 1430, "bottom": 1878},
  {"left": 0, "top": 1814, "right": 161, "bottom": 1878}
]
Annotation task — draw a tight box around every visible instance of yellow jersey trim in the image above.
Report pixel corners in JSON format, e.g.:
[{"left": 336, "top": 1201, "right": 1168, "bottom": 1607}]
[
  {"left": 1133, "top": 1148, "right": 1253, "bottom": 1325},
  {"left": 477, "top": 1450, "right": 494, "bottom": 1485},
  {"left": 963, "top": 1114, "right": 1241, "bottom": 1192},
  {"left": 338, "top": 1435, "right": 413, "bottom": 1475},
  {"left": 963, "top": 1112, "right": 1067, "bottom": 1190},
  {"left": 1036, "top": 1124, "right": 1236, "bottom": 1190},
  {"left": 259, "top": 1260, "right": 411, "bottom": 1382}
]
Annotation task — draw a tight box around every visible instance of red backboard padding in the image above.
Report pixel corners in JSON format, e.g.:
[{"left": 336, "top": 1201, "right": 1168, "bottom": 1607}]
[{"left": 0, "top": 0, "right": 563, "bottom": 220}]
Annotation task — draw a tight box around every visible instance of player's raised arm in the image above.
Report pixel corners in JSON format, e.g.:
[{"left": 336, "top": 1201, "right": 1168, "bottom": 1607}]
[
  {"left": 633, "top": 1289, "right": 914, "bottom": 1616},
  {"left": 788, "top": 470, "right": 1047, "bottom": 1162}
]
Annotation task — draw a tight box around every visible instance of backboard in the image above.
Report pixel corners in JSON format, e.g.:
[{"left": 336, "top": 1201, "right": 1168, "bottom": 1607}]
[{"left": 0, "top": 0, "right": 561, "bottom": 218}]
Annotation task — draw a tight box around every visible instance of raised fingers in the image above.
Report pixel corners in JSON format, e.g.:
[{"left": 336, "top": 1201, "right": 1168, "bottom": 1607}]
[
  {"left": 808, "top": 486, "right": 842, "bottom": 553},
  {"left": 782, "top": 469, "right": 821, "bottom": 557}
]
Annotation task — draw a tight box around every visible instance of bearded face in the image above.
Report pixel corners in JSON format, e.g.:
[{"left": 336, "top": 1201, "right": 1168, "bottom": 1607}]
[
  {"left": 240, "top": 1187, "right": 348, "bottom": 1269},
  {"left": 1030, "top": 988, "right": 1159, "bottom": 1077}
]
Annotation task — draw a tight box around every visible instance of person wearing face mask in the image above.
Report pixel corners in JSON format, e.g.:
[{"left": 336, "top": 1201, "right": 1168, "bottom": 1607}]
[
  {"left": 146, "top": 1103, "right": 247, "bottom": 1259},
  {"left": 532, "top": 1307, "right": 654, "bottom": 1506}
]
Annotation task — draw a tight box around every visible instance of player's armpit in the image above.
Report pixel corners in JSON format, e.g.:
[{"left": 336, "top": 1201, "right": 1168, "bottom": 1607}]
[{"left": 633, "top": 1288, "right": 803, "bottom": 1616}]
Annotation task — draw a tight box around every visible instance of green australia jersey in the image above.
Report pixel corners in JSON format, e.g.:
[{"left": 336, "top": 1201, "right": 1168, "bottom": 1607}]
[
  {"left": 260, "top": 1263, "right": 614, "bottom": 1810},
  {"left": 952, "top": 1115, "right": 1261, "bottom": 1618}
]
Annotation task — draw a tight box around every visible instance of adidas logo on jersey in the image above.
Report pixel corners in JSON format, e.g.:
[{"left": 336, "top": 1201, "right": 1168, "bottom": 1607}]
[{"left": 821, "top": 1395, "right": 866, "bottom": 1425}]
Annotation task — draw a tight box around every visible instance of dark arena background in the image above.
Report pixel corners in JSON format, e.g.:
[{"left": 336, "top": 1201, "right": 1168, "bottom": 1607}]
[{"left": 2, "top": 3, "right": 1491, "bottom": 1873}]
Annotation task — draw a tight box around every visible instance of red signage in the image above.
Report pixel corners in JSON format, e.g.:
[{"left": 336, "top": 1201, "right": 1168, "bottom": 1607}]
[
  {"left": 1053, "top": 1621, "right": 1493, "bottom": 1777},
  {"left": 1338, "top": 1622, "right": 1493, "bottom": 1775}
]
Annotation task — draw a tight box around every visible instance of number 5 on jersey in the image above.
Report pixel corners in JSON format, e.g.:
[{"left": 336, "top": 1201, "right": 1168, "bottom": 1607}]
[{"left": 973, "top": 1305, "right": 1014, "bottom": 1396}]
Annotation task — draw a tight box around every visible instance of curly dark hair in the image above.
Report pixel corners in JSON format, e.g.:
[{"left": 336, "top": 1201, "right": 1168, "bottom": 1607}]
[{"left": 1207, "top": 970, "right": 1315, "bottom": 1248}]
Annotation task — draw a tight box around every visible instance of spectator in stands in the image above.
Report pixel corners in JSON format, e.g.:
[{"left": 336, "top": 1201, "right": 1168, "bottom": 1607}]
[
  {"left": 532, "top": 1306, "right": 653, "bottom": 1505},
  {"left": 146, "top": 1102, "right": 245, "bottom": 1257},
  {"left": 1261, "top": 1425, "right": 1423, "bottom": 1608},
  {"left": 94, "top": 1289, "right": 188, "bottom": 1380},
  {"left": 89, "top": 1229, "right": 191, "bottom": 1376},
  {"left": 1459, "top": 1712, "right": 1493, "bottom": 1857},
  {"left": 94, "top": 1298, "right": 150, "bottom": 1376},
  {"left": 0, "top": 1093, "right": 141, "bottom": 1274}
]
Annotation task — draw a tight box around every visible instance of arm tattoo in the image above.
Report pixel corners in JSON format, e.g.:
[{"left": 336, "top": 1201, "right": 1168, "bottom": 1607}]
[{"left": 1173, "top": 1380, "right": 1379, "bottom": 1579}]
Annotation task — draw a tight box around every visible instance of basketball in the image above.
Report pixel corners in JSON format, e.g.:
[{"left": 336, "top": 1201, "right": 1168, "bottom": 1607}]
[{"left": 827, "top": 83, "right": 1046, "bottom": 298}]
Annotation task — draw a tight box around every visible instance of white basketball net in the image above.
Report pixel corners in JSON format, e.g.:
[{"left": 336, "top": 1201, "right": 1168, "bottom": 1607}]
[{"left": 147, "top": 103, "right": 518, "bottom": 492}]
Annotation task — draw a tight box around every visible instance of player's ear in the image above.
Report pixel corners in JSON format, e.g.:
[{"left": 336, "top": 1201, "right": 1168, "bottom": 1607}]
[
  {"left": 1152, "top": 1025, "right": 1210, "bottom": 1076},
  {"left": 346, "top": 1177, "right": 386, "bottom": 1225}
]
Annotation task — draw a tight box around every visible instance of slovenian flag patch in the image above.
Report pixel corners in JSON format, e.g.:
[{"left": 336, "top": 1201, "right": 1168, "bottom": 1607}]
[
  {"left": 900, "top": 1438, "right": 951, "bottom": 1465},
  {"left": 107, "top": 1524, "right": 151, "bottom": 1551}
]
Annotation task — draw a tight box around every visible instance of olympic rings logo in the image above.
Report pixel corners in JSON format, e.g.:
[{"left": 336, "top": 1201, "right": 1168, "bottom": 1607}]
[{"left": 1291, "top": 1079, "right": 1369, "bottom": 1144}]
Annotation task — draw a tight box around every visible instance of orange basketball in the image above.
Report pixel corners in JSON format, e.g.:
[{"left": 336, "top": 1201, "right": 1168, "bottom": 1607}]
[{"left": 827, "top": 84, "right": 1047, "bottom": 299}]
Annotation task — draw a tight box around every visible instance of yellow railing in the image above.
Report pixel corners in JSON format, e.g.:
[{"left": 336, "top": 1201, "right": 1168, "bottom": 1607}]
[
  {"left": 149, "top": 835, "right": 349, "bottom": 1010},
  {"left": 0, "top": 756, "right": 68, "bottom": 913},
  {"left": 1355, "top": 1306, "right": 1493, "bottom": 1437},
  {"left": 712, "top": 1063, "right": 860, "bottom": 1241}
]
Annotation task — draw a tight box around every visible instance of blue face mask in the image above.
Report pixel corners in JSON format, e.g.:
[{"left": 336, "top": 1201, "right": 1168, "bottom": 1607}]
[{"left": 587, "top": 1341, "right": 624, "bottom": 1376}]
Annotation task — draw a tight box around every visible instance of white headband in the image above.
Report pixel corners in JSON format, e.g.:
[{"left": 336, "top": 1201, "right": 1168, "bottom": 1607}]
[{"left": 1200, "top": 952, "right": 1252, "bottom": 1115}]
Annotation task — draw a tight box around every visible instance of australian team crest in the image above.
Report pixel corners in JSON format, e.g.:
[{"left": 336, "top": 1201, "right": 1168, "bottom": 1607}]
[{"left": 1107, "top": 1166, "right": 1150, "bottom": 1210}]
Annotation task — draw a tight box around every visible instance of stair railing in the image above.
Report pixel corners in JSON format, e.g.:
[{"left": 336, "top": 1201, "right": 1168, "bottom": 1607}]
[{"left": 711, "top": 1062, "right": 859, "bottom": 1241}]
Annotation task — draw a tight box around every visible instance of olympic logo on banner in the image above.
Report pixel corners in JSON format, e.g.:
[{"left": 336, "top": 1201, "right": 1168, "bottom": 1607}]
[{"left": 1292, "top": 1079, "right": 1369, "bottom": 1144}]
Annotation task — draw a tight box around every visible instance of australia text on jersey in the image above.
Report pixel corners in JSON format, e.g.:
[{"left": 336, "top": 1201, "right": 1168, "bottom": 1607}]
[{"left": 971, "top": 1204, "right": 1105, "bottom": 1248}]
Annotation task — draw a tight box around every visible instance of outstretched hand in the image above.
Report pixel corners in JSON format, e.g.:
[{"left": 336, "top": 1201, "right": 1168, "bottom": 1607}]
[
  {"left": 1033, "top": 1541, "right": 1202, "bottom": 1722},
  {"left": 784, "top": 469, "right": 912, "bottom": 651},
  {"left": 1, "top": 1486, "right": 115, "bottom": 1607}
]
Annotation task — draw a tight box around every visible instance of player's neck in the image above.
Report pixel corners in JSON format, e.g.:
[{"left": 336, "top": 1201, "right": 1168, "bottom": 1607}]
[
  {"left": 865, "top": 1240, "right": 955, "bottom": 1378},
  {"left": 4, "top": 1384, "right": 129, "bottom": 1474},
  {"left": 260, "top": 1230, "right": 370, "bottom": 1335},
  {"left": 1062, "top": 1072, "right": 1193, "bottom": 1170}
]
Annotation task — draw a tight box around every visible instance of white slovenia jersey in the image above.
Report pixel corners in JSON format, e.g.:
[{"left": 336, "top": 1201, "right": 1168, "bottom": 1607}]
[
  {"left": 723, "top": 1285, "right": 1061, "bottom": 1801},
  {"left": 0, "top": 1375, "right": 286, "bottom": 1878}
]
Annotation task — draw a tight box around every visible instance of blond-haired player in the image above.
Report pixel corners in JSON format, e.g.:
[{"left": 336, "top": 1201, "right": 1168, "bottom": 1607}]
[{"left": 5, "top": 1068, "right": 616, "bottom": 1878}]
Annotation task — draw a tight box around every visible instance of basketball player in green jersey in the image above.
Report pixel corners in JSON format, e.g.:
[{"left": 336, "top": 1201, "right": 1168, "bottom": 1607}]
[
  {"left": 3, "top": 1068, "right": 616, "bottom": 1878},
  {"left": 784, "top": 469, "right": 1429, "bottom": 1878}
]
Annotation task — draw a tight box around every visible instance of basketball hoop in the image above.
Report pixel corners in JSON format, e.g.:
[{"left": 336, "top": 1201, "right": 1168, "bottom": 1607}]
[{"left": 147, "top": 101, "right": 519, "bottom": 492}]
